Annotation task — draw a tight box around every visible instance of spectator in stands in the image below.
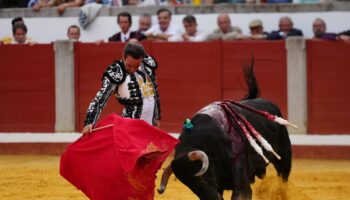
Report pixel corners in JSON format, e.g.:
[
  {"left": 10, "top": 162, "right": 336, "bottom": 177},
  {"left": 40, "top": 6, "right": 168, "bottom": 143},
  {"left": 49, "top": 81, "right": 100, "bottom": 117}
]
[
  {"left": 67, "top": 25, "right": 81, "bottom": 41},
  {"left": 137, "top": 13, "right": 152, "bottom": 35},
  {"left": 85, "top": 0, "right": 112, "bottom": 4},
  {"left": 145, "top": 8, "right": 182, "bottom": 42},
  {"left": 249, "top": 19, "right": 269, "bottom": 39},
  {"left": 339, "top": 30, "right": 350, "bottom": 36},
  {"left": 0, "top": 17, "right": 26, "bottom": 44},
  {"left": 236, "top": 19, "right": 269, "bottom": 40},
  {"left": 11, "top": 16, "right": 25, "bottom": 26},
  {"left": 312, "top": 18, "right": 338, "bottom": 41},
  {"left": 0, "top": 23, "right": 36, "bottom": 45},
  {"left": 108, "top": 12, "right": 146, "bottom": 42},
  {"left": 207, "top": 13, "right": 242, "bottom": 41},
  {"left": 1, "top": 0, "right": 28, "bottom": 7},
  {"left": 181, "top": 15, "right": 206, "bottom": 42},
  {"left": 312, "top": 18, "right": 350, "bottom": 42},
  {"left": 29, "top": 0, "right": 84, "bottom": 15},
  {"left": 267, "top": 16, "right": 303, "bottom": 40}
]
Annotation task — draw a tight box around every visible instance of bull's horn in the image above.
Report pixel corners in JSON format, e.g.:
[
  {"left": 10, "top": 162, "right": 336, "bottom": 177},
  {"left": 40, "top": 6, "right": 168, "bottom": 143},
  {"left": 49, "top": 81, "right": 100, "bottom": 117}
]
[
  {"left": 188, "top": 150, "right": 209, "bottom": 176},
  {"left": 157, "top": 165, "right": 173, "bottom": 194}
]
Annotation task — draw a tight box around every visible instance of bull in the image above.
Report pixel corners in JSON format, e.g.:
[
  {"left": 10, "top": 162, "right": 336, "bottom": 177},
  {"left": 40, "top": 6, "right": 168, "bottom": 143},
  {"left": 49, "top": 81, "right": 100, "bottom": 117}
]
[{"left": 158, "top": 63, "right": 293, "bottom": 200}]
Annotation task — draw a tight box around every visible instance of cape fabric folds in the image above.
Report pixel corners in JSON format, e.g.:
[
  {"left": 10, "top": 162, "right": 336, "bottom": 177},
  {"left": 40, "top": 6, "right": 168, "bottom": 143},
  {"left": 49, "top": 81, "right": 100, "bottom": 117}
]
[{"left": 60, "top": 114, "right": 178, "bottom": 200}]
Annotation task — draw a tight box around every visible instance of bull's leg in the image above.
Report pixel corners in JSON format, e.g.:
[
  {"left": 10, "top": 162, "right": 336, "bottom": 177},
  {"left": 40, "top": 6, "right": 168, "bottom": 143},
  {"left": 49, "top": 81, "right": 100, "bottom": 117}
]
[
  {"left": 231, "top": 154, "right": 252, "bottom": 200},
  {"left": 272, "top": 127, "right": 292, "bottom": 182},
  {"left": 190, "top": 184, "right": 222, "bottom": 200}
]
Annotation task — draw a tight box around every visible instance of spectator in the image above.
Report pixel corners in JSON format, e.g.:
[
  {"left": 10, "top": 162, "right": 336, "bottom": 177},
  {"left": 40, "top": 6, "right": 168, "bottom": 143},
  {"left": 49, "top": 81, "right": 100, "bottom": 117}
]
[
  {"left": 181, "top": 15, "right": 206, "bottom": 42},
  {"left": 1, "top": 17, "right": 26, "bottom": 44},
  {"left": 108, "top": 12, "right": 146, "bottom": 42},
  {"left": 207, "top": 13, "right": 242, "bottom": 41},
  {"left": 339, "top": 30, "right": 350, "bottom": 36},
  {"left": 145, "top": 8, "right": 182, "bottom": 42},
  {"left": 67, "top": 25, "right": 81, "bottom": 41},
  {"left": 267, "top": 16, "right": 303, "bottom": 40},
  {"left": 249, "top": 19, "right": 269, "bottom": 39},
  {"left": 1, "top": 23, "right": 35, "bottom": 45},
  {"left": 1, "top": 0, "right": 27, "bottom": 8},
  {"left": 137, "top": 13, "right": 152, "bottom": 35},
  {"left": 29, "top": 0, "right": 84, "bottom": 15},
  {"left": 236, "top": 19, "right": 269, "bottom": 40},
  {"left": 85, "top": 0, "right": 112, "bottom": 5},
  {"left": 312, "top": 18, "right": 338, "bottom": 41},
  {"left": 312, "top": 19, "right": 350, "bottom": 43},
  {"left": 11, "top": 16, "right": 25, "bottom": 26}
]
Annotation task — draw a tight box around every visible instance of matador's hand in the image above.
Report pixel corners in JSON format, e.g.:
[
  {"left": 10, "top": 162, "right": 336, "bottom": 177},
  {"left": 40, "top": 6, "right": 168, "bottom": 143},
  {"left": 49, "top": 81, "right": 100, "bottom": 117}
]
[
  {"left": 82, "top": 124, "right": 93, "bottom": 135},
  {"left": 154, "top": 120, "right": 160, "bottom": 128}
]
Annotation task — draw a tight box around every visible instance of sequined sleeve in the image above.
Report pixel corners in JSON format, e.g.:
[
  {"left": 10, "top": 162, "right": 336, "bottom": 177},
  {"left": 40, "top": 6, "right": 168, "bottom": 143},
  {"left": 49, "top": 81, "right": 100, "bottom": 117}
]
[
  {"left": 142, "top": 55, "right": 158, "bottom": 70},
  {"left": 84, "top": 77, "right": 117, "bottom": 126}
]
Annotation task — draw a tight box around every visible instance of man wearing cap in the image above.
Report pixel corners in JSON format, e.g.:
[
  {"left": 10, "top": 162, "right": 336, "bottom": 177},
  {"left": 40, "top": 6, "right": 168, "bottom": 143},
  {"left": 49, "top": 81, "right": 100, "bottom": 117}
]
[
  {"left": 234, "top": 19, "right": 268, "bottom": 40},
  {"left": 249, "top": 19, "right": 269, "bottom": 40}
]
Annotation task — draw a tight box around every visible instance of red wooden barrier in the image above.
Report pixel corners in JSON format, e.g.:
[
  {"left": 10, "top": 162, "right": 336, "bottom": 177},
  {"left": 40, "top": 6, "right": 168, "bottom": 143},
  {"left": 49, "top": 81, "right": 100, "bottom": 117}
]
[
  {"left": 150, "top": 41, "right": 222, "bottom": 132},
  {"left": 0, "top": 44, "right": 55, "bottom": 132},
  {"left": 222, "top": 41, "right": 287, "bottom": 117},
  {"left": 75, "top": 41, "right": 286, "bottom": 133},
  {"left": 307, "top": 40, "right": 350, "bottom": 134}
]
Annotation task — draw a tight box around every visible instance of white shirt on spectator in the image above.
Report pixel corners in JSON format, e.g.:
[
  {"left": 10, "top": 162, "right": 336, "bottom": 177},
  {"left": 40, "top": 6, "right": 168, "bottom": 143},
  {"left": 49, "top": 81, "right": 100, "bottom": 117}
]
[
  {"left": 145, "top": 23, "right": 182, "bottom": 42},
  {"left": 121, "top": 30, "right": 131, "bottom": 42},
  {"left": 184, "top": 30, "right": 207, "bottom": 42}
]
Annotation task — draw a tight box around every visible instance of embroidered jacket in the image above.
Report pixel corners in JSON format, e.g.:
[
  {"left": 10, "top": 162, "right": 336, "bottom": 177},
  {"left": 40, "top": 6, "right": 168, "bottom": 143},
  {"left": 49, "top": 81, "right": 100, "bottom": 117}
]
[{"left": 84, "top": 55, "right": 160, "bottom": 126}]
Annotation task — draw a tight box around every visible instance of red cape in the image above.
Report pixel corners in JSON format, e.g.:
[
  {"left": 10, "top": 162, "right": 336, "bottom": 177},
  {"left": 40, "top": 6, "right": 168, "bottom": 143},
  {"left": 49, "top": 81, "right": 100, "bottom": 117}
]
[{"left": 60, "top": 114, "right": 178, "bottom": 200}]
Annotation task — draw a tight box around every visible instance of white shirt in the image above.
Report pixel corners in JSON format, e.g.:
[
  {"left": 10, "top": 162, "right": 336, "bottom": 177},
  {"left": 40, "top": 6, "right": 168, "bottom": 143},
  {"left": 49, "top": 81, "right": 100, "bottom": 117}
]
[
  {"left": 121, "top": 30, "right": 131, "bottom": 42},
  {"left": 183, "top": 30, "right": 207, "bottom": 42},
  {"left": 145, "top": 23, "right": 182, "bottom": 42}
]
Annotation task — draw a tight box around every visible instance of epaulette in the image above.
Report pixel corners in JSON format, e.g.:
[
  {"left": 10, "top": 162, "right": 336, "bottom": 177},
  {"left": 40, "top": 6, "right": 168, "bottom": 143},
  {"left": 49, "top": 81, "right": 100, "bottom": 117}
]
[
  {"left": 103, "top": 60, "right": 126, "bottom": 84},
  {"left": 142, "top": 55, "right": 158, "bottom": 69}
]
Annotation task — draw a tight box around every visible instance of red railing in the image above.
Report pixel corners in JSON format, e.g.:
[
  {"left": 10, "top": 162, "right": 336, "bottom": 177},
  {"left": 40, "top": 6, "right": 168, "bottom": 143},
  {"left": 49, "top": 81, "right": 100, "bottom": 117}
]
[
  {"left": 307, "top": 40, "right": 350, "bottom": 134},
  {"left": 0, "top": 44, "right": 55, "bottom": 132}
]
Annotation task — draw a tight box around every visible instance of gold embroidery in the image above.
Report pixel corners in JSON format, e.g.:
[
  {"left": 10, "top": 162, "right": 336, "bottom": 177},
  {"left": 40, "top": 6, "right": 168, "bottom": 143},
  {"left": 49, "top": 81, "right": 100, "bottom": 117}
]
[{"left": 136, "top": 74, "right": 155, "bottom": 98}]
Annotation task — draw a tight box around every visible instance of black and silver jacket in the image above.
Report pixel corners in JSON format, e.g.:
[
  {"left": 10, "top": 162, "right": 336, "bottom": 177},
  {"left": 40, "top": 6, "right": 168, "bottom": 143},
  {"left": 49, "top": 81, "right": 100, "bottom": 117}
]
[{"left": 84, "top": 55, "right": 161, "bottom": 126}]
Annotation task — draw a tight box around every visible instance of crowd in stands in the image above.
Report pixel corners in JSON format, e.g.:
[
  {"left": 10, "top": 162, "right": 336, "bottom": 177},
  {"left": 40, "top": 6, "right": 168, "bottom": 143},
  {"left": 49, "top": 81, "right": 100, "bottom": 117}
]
[
  {"left": 1, "top": 7, "right": 350, "bottom": 45},
  {"left": 0, "top": 0, "right": 330, "bottom": 9}
]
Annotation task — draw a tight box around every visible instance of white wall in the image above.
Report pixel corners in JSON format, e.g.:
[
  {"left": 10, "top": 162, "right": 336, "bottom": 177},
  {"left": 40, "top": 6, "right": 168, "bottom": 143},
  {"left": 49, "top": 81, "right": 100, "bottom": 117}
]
[{"left": 0, "top": 11, "right": 349, "bottom": 43}]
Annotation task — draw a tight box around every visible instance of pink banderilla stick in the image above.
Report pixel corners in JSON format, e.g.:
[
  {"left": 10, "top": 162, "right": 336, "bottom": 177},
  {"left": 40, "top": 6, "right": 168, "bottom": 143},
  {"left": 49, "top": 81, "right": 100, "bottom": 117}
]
[
  {"left": 224, "top": 103, "right": 281, "bottom": 160},
  {"left": 226, "top": 100, "right": 298, "bottom": 129},
  {"left": 220, "top": 103, "right": 269, "bottom": 164}
]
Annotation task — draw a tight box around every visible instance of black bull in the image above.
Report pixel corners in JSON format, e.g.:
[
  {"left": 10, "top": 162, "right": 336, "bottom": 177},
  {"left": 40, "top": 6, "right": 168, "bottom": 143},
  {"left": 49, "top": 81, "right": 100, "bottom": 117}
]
[{"left": 158, "top": 65, "right": 292, "bottom": 200}]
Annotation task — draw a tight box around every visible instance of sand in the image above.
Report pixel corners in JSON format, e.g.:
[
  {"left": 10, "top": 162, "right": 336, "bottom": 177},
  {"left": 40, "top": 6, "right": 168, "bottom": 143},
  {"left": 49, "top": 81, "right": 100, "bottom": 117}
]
[{"left": 0, "top": 155, "right": 349, "bottom": 200}]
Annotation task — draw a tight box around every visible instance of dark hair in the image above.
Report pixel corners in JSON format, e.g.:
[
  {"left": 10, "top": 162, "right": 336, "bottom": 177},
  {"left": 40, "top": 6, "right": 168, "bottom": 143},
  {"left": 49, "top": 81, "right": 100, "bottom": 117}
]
[
  {"left": 12, "top": 23, "right": 27, "bottom": 35},
  {"left": 118, "top": 12, "right": 132, "bottom": 25},
  {"left": 67, "top": 25, "right": 80, "bottom": 34},
  {"left": 183, "top": 15, "right": 197, "bottom": 25},
  {"left": 11, "top": 17, "right": 24, "bottom": 26},
  {"left": 123, "top": 43, "right": 145, "bottom": 59},
  {"left": 141, "top": 13, "right": 151, "bottom": 18},
  {"left": 157, "top": 8, "right": 172, "bottom": 18}
]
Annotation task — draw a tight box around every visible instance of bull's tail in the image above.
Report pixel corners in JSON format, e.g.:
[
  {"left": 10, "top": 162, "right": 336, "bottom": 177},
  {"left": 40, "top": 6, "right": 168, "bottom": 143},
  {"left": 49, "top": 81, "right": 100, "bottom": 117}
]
[{"left": 242, "top": 57, "right": 260, "bottom": 100}]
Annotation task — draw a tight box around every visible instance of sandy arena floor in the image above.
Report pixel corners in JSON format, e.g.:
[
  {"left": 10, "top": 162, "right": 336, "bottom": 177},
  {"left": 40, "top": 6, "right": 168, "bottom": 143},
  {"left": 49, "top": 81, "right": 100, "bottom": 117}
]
[{"left": 0, "top": 155, "right": 349, "bottom": 200}]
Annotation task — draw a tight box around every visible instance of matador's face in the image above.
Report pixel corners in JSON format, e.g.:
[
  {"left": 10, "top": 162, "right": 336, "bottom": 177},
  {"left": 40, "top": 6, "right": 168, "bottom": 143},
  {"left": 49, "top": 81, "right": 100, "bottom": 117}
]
[{"left": 123, "top": 55, "right": 142, "bottom": 74}]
